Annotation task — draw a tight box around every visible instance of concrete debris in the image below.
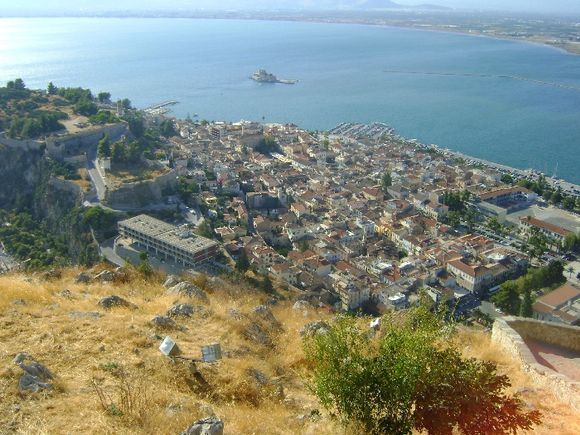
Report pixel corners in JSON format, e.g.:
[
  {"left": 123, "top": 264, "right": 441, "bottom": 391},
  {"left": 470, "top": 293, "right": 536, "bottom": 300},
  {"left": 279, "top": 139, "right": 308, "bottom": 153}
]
[
  {"left": 300, "top": 321, "right": 330, "bottom": 337},
  {"left": 98, "top": 295, "right": 136, "bottom": 309},
  {"left": 181, "top": 416, "right": 224, "bottom": 435}
]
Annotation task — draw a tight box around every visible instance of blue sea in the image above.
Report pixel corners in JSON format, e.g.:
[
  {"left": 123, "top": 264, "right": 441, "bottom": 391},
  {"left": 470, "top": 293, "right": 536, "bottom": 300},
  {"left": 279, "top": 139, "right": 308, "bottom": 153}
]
[{"left": 1, "top": 18, "right": 579, "bottom": 183}]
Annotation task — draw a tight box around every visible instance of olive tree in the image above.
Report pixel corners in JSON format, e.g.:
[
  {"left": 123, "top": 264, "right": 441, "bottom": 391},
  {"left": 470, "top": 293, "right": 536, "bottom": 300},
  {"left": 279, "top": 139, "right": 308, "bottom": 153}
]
[{"left": 303, "top": 309, "right": 541, "bottom": 434}]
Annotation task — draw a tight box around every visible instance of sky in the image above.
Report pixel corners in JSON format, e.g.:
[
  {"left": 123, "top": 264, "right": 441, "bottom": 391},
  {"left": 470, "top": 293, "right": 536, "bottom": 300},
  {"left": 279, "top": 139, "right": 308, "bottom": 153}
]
[{"left": 1, "top": 0, "right": 580, "bottom": 15}]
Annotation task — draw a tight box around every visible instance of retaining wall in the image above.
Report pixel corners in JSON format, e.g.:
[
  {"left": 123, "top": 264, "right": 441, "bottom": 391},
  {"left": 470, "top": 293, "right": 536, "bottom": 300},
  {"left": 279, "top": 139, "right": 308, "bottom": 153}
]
[{"left": 492, "top": 316, "right": 580, "bottom": 410}]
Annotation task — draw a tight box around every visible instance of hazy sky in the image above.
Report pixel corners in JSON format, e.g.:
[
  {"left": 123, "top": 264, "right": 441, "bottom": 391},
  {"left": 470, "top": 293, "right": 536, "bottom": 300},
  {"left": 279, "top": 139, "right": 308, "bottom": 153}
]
[{"left": 1, "top": 0, "right": 580, "bottom": 14}]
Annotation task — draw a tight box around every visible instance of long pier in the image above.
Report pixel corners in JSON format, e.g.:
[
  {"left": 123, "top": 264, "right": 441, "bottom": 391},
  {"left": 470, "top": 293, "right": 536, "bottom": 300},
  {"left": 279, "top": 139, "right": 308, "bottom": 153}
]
[{"left": 383, "top": 70, "right": 580, "bottom": 92}]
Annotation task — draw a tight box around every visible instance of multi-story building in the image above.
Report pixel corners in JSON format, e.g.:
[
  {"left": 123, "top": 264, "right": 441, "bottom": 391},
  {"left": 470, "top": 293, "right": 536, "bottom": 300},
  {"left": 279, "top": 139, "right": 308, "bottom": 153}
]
[
  {"left": 118, "top": 214, "right": 219, "bottom": 267},
  {"left": 533, "top": 283, "right": 580, "bottom": 325},
  {"left": 519, "top": 216, "right": 573, "bottom": 248}
]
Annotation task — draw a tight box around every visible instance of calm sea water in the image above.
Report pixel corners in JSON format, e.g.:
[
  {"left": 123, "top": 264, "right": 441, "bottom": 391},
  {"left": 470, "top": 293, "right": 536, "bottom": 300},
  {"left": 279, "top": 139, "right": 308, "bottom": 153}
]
[{"left": 1, "top": 18, "right": 579, "bottom": 183}]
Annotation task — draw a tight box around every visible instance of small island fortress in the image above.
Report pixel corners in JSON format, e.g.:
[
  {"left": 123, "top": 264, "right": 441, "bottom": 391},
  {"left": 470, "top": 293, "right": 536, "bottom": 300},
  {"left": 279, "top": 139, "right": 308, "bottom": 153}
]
[{"left": 250, "top": 69, "right": 298, "bottom": 84}]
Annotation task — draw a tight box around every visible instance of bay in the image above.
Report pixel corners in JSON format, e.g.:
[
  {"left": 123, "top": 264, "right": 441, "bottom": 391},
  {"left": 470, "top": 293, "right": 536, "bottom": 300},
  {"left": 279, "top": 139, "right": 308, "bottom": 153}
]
[{"left": 0, "top": 17, "right": 579, "bottom": 183}]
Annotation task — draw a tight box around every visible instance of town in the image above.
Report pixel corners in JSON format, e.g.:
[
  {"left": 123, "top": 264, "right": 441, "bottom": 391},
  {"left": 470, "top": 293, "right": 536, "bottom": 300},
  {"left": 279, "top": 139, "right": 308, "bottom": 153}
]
[{"left": 1, "top": 81, "right": 579, "bottom": 327}]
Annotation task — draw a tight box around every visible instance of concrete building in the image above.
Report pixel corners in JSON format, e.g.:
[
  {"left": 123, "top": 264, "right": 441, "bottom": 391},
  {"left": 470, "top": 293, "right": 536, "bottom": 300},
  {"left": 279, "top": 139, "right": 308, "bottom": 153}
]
[
  {"left": 533, "top": 283, "right": 580, "bottom": 326},
  {"left": 118, "top": 214, "right": 219, "bottom": 267},
  {"left": 519, "top": 216, "right": 572, "bottom": 248}
]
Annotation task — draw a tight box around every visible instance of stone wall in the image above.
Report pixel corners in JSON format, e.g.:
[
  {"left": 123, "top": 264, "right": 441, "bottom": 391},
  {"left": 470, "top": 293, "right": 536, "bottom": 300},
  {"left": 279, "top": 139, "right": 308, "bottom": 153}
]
[
  {"left": 104, "top": 169, "right": 177, "bottom": 209},
  {"left": 0, "top": 132, "right": 44, "bottom": 151},
  {"left": 46, "top": 123, "right": 127, "bottom": 159},
  {"left": 492, "top": 316, "right": 580, "bottom": 410}
]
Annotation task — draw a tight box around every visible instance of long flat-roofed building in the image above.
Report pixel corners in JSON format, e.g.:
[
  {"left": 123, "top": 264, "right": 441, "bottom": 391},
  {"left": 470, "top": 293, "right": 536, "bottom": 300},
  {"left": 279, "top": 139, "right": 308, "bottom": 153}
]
[{"left": 118, "top": 214, "right": 219, "bottom": 266}]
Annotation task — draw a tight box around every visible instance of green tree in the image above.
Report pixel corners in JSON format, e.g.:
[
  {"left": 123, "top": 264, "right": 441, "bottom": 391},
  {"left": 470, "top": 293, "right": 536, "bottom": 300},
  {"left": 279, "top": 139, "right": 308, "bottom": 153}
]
[
  {"left": 236, "top": 249, "right": 250, "bottom": 272},
  {"left": 110, "top": 142, "right": 125, "bottom": 164},
  {"left": 97, "top": 134, "right": 110, "bottom": 158},
  {"left": 260, "top": 274, "right": 274, "bottom": 294},
  {"left": 380, "top": 171, "right": 392, "bottom": 192},
  {"left": 196, "top": 220, "right": 214, "bottom": 239},
  {"left": 47, "top": 82, "right": 57, "bottom": 95},
  {"left": 493, "top": 281, "right": 521, "bottom": 315},
  {"left": 97, "top": 92, "right": 111, "bottom": 103},
  {"left": 160, "top": 119, "right": 177, "bottom": 137},
  {"left": 563, "top": 233, "right": 579, "bottom": 252},
  {"left": 500, "top": 173, "right": 514, "bottom": 185},
  {"left": 8, "top": 78, "right": 26, "bottom": 90},
  {"left": 304, "top": 310, "right": 541, "bottom": 435},
  {"left": 519, "top": 288, "right": 533, "bottom": 317}
]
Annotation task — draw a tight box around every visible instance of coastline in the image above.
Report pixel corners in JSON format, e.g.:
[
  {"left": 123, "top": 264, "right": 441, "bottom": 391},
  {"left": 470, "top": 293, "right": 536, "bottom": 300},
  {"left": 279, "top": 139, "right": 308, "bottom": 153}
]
[{"left": 1, "top": 14, "right": 578, "bottom": 56}]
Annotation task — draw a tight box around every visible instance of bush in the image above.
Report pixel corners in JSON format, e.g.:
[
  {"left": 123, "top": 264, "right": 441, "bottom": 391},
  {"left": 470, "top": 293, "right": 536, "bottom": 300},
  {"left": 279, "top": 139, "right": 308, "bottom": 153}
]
[{"left": 303, "top": 309, "right": 541, "bottom": 434}]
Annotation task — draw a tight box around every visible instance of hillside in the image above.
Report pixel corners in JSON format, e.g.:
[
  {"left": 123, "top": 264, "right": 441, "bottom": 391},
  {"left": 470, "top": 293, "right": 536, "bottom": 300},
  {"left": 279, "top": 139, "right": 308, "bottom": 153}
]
[{"left": 0, "top": 267, "right": 578, "bottom": 434}]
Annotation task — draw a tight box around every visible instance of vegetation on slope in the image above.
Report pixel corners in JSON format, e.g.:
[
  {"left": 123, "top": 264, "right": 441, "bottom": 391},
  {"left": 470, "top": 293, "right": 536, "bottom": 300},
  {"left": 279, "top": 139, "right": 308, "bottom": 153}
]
[{"left": 0, "top": 267, "right": 578, "bottom": 434}]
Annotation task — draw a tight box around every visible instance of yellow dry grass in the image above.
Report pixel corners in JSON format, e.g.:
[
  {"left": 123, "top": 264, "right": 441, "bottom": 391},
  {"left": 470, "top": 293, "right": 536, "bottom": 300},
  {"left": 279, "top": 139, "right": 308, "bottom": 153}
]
[
  {"left": 0, "top": 267, "right": 342, "bottom": 434},
  {"left": 0, "top": 267, "right": 577, "bottom": 434}
]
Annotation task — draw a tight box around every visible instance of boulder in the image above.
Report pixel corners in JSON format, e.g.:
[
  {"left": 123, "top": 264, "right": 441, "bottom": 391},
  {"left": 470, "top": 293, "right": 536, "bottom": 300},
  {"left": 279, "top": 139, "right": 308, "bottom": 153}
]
[
  {"left": 163, "top": 275, "right": 181, "bottom": 289},
  {"left": 150, "top": 315, "right": 178, "bottom": 329},
  {"left": 252, "top": 305, "right": 280, "bottom": 328},
  {"left": 14, "top": 354, "right": 53, "bottom": 393},
  {"left": 168, "top": 282, "right": 208, "bottom": 303},
  {"left": 181, "top": 416, "right": 224, "bottom": 435},
  {"left": 59, "top": 289, "right": 74, "bottom": 299},
  {"left": 42, "top": 269, "right": 61, "bottom": 280},
  {"left": 94, "top": 270, "right": 114, "bottom": 283},
  {"left": 167, "top": 303, "right": 195, "bottom": 318},
  {"left": 292, "top": 300, "right": 310, "bottom": 311},
  {"left": 98, "top": 295, "right": 135, "bottom": 309},
  {"left": 300, "top": 321, "right": 330, "bottom": 337},
  {"left": 69, "top": 311, "right": 103, "bottom": 319},
  {"left": 243, "top": 322, "right": 273, "bottom": 347},
  {"left": 75, "top": 272, "right": 91, "bottom": 284}
]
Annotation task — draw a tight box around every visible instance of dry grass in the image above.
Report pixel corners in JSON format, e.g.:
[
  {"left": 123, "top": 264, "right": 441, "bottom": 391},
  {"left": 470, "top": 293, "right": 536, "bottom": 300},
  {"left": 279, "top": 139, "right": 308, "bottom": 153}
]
[
  {"left": 0, "top": 267, "right": 342, "bottom": 434},
  {"left": 0, "top": 268, "right": 577, "bottom": 434}
]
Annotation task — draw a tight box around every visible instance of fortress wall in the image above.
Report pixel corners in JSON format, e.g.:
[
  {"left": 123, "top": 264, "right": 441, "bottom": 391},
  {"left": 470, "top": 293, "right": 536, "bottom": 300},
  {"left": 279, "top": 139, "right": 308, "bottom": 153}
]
[
  {"left": 0, "top": 132, "right": 44, "bottom": 151},
  {"left": 492, "top": 316, "right": 580, "bottom": 410},
  {"left": 46, "top": 123, "right": 128, "bottom": 159}
]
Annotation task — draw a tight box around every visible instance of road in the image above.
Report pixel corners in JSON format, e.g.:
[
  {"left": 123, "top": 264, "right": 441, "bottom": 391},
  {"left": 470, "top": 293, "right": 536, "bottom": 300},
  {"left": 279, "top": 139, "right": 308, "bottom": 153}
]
[{"left": 86, "top": 147, "right": 107, "bottom": 201}]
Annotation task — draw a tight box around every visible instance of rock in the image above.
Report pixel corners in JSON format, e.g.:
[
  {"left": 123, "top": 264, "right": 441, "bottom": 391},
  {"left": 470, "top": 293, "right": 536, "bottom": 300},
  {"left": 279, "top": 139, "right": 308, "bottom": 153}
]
[
  {"left": 150, "top": 315, "right": 178, "bottom": 329},
  {"left": 252, "top": 305, "right": 280, "bottom": 329},
  {"left": 20, "top": 361, "right": 53, "bottom": 381},
  {"left": 18, "top": 373, "right": 53, "bottom": 393},
  {"left": 292, "top": 300, "right": 310, "bottom": 311},
  {"left": 59, "top": 289, "right": 74, "bottom": 299},
  {"left": 167, "top": 303, "right": 195, "bottom": 318},
  {"left": 14, "top": 354, "right": 53, "bottom": 393},
  {"left": 98, "top": 295, "right": 135, "bottom": 309},
  {"left": 227, "top": 308, "right": 244, "bottom": 320},
  {"left": 42, "top": 269, "right": 61, "bottom": 280},
  {"left": 163, "top": 275, "right": 181, "bottom": 289},
  {"left": 94, "top": 270, "right": 114, "bottom": 283},
  {"left": 74, "top": 272, "right": 91, "bottom": 284},
  {"left": 247, "top": 368, "right": 268, "bottom": 386},
  {"left": 12, "top": 299, "right": 26, "bottom": 305},
  {"left": 244, "top": 322, "right": 273, "bottom": 347},
  {"left": 13, "top": 353, "right": 32, "bottom": 365},
  {"left": 69, "top": 311, "right": 103, "bottom": 319},
  {"left": 181, "top": 416, "right": 224, "bottom": 435},
  {"left": 168, "top": 282, "right": 208, "bottom": 303},
  {"left": 300, "top": 321, "right": 330, "bottom": 337}
]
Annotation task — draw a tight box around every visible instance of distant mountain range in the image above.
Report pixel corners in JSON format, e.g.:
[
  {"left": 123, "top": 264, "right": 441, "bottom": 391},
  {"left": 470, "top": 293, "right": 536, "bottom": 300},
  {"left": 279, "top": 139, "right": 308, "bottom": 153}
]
[{"left": 1, "top": 0, "right": 451, "bottom": 14}]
